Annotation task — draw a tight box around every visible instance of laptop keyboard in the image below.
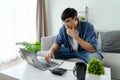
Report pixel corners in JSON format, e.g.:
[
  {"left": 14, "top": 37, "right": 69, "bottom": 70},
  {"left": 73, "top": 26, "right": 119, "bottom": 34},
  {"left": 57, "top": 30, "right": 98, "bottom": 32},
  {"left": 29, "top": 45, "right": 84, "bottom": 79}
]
[{"left": 38, "top": 58, "right": 58, "bottom": 68}]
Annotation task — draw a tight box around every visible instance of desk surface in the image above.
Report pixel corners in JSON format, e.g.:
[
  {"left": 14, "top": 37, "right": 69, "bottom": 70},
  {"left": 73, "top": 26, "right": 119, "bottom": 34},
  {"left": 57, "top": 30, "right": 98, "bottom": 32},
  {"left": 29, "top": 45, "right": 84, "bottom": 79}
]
[{"left": 0, "top": 61, "right": 111, "bottom": 80}]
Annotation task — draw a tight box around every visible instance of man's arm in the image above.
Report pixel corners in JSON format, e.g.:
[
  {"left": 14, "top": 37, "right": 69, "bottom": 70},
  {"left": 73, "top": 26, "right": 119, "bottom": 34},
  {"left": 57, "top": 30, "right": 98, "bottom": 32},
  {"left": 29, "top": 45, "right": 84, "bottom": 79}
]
[
  {"left": 45, "top": 43, "right": 60, "bottom": 62},
  {"left": 67, "top": 28, "right": 95, "bottom": 53},
  {"left": 74, "top": 35, "right": 95, "bottom": 52}
]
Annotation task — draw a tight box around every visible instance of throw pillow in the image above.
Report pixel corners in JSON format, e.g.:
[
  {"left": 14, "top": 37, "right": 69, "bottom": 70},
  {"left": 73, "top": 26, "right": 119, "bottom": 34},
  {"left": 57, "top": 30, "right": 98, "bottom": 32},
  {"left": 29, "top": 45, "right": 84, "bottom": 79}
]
[{"left": 100, "top": 30, "right": 120, "bottom": 53}]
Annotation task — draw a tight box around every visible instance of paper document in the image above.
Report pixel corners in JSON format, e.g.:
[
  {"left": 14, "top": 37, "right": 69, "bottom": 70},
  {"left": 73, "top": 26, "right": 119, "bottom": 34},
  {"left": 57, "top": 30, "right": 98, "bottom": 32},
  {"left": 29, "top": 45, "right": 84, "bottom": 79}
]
[{"left": 59, "top": 61, "right": 76, "bottom": 70}]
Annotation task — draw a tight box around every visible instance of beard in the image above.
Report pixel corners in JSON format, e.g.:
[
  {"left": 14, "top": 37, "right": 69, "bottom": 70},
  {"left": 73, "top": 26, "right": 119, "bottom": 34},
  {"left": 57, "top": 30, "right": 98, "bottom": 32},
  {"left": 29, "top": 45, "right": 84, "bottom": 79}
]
[{"left": 69, "top": 21, "right": 78, "bottom": 29}]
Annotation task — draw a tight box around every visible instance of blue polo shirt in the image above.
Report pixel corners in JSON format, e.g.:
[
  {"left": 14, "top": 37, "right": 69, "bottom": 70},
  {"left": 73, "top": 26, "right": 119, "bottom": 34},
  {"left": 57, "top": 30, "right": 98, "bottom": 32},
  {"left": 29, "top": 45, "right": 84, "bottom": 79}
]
[{"left": 55, "top": 20, "right": 97, "bottom": 52}]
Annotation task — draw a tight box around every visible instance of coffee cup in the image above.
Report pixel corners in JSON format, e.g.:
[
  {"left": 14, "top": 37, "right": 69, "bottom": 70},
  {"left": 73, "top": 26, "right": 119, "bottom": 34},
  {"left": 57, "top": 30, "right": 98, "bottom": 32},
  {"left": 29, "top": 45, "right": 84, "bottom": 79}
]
[{"left": 73, "top": 62, "right": 87, "bottom": 80}]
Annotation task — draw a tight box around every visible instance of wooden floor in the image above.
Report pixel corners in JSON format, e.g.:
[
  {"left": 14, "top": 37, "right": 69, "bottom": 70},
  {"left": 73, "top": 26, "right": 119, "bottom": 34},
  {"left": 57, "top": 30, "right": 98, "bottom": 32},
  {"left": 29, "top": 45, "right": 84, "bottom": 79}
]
[{"left": 0, "top": 58, "right": 24, "bottom": 71}]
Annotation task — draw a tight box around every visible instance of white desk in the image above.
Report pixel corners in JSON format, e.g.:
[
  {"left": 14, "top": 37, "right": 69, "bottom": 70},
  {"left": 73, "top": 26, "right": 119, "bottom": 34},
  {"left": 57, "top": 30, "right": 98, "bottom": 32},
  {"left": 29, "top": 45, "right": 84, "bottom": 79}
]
[{"left": 0, "top": 62, "right": 111, "bottom": 80}]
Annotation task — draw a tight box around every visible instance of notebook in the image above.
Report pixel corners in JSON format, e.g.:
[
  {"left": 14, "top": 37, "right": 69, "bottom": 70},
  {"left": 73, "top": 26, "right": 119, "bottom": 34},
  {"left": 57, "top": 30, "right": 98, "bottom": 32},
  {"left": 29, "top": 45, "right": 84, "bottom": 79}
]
[{"left": 20, "top": 48, "right": 63, "bottom": 71}]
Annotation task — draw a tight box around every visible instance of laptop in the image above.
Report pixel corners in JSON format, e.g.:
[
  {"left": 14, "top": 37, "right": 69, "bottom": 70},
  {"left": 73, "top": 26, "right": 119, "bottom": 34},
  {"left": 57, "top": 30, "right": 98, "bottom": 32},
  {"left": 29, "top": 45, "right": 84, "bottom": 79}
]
[{"left": 20, "top": 48, "right": 63, "bottom": 71}]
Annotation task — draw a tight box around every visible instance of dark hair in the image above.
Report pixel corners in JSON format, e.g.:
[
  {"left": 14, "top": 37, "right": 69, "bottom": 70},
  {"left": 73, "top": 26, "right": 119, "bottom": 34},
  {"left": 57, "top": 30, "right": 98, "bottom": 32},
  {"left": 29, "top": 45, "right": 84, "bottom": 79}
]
[{"left": 61, "top": 8, "right": 77, "bottom": 21}]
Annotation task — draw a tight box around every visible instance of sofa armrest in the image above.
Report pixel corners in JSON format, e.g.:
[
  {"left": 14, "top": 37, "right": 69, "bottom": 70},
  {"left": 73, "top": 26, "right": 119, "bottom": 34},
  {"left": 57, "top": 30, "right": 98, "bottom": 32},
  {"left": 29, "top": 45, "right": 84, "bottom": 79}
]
[{"left": 41, "top": 35, "right": 56, "bottom": 51}]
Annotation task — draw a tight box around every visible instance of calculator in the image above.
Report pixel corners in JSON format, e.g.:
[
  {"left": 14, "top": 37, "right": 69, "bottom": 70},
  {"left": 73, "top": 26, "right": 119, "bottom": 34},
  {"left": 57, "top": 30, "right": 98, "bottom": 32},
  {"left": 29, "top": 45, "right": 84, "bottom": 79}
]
[{"left": 50, "top": 67, "right": 67, "bottom": 75}]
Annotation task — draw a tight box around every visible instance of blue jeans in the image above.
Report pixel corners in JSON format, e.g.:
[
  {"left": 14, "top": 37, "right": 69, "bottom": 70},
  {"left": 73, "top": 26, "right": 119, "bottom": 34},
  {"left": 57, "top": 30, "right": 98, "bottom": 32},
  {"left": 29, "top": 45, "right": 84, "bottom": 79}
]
[{"left": 54, "top": 48, "right": 103, "bottom": 63}]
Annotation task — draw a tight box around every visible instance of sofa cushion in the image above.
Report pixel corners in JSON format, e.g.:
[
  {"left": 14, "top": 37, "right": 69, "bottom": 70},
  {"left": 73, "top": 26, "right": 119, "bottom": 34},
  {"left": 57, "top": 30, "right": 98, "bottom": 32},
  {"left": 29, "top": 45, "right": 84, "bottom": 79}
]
[
  {"left": 37, "top": 51, "right": 48, "bottom": 57},
  {"left": 41, "top": 35, "right": 56, "bottom": 51},
  {"left": 100, "top": 30, "right": 120, "bottom": 53}
]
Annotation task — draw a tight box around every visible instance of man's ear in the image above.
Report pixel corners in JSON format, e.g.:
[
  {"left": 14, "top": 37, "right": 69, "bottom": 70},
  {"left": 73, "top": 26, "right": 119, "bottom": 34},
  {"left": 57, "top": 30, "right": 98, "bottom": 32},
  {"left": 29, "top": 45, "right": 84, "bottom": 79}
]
[{"left": 74, "top": 16, "right": 78, "bottom": 21}]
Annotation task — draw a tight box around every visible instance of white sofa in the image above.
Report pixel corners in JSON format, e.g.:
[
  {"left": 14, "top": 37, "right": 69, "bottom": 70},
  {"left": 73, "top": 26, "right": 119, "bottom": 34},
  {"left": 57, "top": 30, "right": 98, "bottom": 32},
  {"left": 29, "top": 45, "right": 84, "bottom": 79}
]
[{"left": 37, "top": 30, "right": 120, "bottom": 80}]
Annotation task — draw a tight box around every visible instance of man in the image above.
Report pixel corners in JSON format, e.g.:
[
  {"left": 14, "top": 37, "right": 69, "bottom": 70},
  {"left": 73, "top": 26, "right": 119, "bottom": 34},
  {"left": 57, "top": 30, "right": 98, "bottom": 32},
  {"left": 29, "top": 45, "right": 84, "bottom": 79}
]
[{"left": 45, "top": 8, "right": 103, "bottom": 63}]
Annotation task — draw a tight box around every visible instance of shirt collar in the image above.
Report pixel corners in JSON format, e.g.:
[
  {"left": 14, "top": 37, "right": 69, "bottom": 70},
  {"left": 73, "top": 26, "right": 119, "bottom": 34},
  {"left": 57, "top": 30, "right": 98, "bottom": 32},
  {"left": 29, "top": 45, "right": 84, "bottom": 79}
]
[{"left": 78, "top": 20, "right": 82, "bottom": 31}]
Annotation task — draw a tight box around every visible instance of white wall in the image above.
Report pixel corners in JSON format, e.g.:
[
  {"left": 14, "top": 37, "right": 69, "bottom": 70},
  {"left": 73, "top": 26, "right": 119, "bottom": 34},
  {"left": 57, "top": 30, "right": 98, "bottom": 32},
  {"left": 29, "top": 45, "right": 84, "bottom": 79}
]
[{"left": 46, "top": 0, "right": 120, "bottom": 35}]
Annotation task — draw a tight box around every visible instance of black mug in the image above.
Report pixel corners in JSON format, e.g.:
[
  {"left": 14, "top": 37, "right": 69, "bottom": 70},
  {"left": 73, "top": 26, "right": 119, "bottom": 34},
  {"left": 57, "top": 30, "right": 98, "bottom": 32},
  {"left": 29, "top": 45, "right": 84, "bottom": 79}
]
[{"left": 73, "top": 62, "right": 87, "bottom": 80}]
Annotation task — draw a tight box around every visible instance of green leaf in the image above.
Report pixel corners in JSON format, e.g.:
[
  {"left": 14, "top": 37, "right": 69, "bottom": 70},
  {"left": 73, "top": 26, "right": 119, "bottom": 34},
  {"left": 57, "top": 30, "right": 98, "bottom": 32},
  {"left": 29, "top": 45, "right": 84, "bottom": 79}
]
[
  {"left": 88, "top": 58, "right": 104, "bottom": 75},
  {"left": 16, "top": 41, "right": 41, "bottom": 54},
  {"left": 79, "top": 16, "right": 86, "bottom": 21}
]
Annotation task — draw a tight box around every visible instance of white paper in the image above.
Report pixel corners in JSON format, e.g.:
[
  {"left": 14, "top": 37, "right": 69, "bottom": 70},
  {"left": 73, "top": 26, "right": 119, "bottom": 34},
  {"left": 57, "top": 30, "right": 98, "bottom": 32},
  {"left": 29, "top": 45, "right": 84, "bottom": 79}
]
[{"left": 59, "top": 61, "right": 76, "bottom": 70}]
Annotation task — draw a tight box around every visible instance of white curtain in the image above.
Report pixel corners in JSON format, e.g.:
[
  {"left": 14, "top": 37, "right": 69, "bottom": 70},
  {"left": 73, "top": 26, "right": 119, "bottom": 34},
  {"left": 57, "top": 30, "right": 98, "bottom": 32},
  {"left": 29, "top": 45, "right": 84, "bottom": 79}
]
[
  {"left": 36, "top": 0, "right": 48, "bottom": 41},
  {"left": 0, "top": 0, "right": 37, "bottom": 64}
]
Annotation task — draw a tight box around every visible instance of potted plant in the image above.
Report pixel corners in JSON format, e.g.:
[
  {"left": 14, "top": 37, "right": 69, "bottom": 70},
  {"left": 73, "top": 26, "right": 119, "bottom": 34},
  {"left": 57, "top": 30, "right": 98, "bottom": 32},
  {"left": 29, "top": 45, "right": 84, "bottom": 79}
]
[
  {"left": 16, "top": 41, "right": 41, "bottom": 57},
  {"left": 88, "top": 58, "right": 105, "bottom": 75},
  {"left": 79, "top": 16, "right": 86, "bottom": 21}
]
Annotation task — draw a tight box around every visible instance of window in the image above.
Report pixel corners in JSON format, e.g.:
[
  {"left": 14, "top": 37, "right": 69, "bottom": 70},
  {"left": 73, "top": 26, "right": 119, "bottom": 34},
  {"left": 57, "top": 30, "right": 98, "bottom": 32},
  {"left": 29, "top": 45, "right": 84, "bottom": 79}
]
[{"left": 0, "top": 0, "right": 37, "bottom": 64}]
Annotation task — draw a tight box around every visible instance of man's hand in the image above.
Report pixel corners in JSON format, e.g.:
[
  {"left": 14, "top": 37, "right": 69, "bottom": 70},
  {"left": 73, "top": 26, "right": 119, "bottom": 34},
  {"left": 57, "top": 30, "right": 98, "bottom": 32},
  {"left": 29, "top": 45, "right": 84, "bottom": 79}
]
[
  {"left": 45, "top": 43, "right": 59, "bottom": 63},
  {"left": 45, "top": 50, "right": 54, "bottom": 63},
  {"left": 66, "top": 26, "right": 77, "bottom": 38}
]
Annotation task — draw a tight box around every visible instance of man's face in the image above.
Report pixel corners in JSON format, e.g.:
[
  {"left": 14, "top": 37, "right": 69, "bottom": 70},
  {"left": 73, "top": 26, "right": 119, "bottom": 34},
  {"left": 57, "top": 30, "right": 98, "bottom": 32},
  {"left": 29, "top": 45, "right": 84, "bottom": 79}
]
[{"left": 63, "top": 17, "right": 77, "bottom": 29}]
